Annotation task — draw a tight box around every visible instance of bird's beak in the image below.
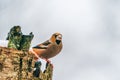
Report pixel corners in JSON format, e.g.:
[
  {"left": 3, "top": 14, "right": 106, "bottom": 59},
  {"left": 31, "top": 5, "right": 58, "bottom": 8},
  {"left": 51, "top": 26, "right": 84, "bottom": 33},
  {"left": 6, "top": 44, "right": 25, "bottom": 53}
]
[
  {"left": 58, "top": 37, "right": 62, "bottom": 40},
  {"left": 57, "top": 35, "right": 62, "bottom": 41}
]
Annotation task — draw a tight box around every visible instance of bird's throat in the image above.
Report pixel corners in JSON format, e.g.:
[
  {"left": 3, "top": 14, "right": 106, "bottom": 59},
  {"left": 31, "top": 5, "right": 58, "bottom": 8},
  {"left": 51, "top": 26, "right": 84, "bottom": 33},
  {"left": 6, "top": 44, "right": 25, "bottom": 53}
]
[{"left": 56, "top": 40, "right": 61, "bottom": 45}]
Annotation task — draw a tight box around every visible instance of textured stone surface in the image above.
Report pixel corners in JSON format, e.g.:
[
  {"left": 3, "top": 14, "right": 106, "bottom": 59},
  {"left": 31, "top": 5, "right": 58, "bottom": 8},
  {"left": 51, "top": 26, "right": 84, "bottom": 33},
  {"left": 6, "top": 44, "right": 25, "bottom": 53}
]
[{"left": 0, "top": 46, "right": 53, "bottom": 80}]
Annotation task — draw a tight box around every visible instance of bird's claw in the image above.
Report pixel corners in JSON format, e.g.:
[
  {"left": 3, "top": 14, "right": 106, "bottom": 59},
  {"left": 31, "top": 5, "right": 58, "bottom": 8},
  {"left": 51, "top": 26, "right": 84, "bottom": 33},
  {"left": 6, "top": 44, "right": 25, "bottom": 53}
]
[
  {"left": 45, "top": 59, "right": 54, "bottom": 68},
  {"left": 45, "top": 59, "right": 51, "bottom": 63}
]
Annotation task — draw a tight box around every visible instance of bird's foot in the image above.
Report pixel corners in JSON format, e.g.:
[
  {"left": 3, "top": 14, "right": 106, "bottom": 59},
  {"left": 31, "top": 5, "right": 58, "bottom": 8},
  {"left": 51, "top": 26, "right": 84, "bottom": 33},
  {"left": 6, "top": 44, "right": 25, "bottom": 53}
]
[
  {"left": 45, "top": 59, "right": 53, "bottom": 68},
  {"left": 45, "top": 59, "right": 51, "bottom": 63},
  {"left": 47, "top": 62, "right": 53, "bottom": 69}
]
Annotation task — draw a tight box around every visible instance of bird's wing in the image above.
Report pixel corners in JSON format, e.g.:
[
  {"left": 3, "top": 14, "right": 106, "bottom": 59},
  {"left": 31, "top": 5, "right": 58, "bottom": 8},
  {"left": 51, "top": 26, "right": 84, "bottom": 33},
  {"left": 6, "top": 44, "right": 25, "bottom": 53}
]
[{"left": 33, "top": 40, "right": 51, "bottom": 49}]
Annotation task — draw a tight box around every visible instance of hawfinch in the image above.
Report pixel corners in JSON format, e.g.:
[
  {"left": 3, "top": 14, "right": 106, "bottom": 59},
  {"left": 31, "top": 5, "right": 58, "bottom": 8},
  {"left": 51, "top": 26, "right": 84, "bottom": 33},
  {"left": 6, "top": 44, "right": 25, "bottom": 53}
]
[{"left": 31, "top": 32, "right": 63, "bottom": 62}]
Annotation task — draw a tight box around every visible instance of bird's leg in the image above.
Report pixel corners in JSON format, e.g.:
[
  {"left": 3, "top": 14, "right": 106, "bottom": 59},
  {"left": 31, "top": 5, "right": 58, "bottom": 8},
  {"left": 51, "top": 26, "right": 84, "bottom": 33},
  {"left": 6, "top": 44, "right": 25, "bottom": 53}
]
[
  {"left": 45, "top": 59, "right": 51, "bottom": 63},
  {"left": 43, "top": 58, "right": 53, "bottom": 68}
]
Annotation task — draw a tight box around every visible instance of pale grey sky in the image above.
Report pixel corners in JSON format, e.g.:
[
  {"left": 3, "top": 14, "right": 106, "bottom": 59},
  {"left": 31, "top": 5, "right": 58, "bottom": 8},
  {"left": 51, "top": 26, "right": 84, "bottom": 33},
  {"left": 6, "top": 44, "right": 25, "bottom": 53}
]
[{"left": 0, "top": 0, "right": 120, "bottom": 80}]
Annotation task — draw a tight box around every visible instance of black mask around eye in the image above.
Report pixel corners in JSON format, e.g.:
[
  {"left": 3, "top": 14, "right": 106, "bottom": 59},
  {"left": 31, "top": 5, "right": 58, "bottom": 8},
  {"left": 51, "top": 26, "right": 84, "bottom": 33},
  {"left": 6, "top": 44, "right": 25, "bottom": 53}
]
[{"left": 56, "top": 40, "right": 61, "bottom": 45}]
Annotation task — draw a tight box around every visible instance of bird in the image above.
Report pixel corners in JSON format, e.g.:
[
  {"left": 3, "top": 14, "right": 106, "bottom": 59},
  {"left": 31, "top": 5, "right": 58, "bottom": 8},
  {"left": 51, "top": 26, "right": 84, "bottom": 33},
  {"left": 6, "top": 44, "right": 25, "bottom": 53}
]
[{"left": 30, "top": 32, "right": 63, "bottom": 63}]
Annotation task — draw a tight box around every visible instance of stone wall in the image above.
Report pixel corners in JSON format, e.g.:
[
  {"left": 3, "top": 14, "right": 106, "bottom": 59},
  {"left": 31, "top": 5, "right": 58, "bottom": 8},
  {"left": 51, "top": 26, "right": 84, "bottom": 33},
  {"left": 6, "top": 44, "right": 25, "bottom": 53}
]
[{"left": 0, "top": 46, "right": 53, "bottom": 80}]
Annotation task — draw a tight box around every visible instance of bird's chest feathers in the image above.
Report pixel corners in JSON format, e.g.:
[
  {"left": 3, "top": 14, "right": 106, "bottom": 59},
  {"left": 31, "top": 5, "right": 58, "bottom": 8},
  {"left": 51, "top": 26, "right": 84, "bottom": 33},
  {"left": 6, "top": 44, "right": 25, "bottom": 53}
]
[{"left": 48, "top": 44, "right": 59, "bottom": 53}]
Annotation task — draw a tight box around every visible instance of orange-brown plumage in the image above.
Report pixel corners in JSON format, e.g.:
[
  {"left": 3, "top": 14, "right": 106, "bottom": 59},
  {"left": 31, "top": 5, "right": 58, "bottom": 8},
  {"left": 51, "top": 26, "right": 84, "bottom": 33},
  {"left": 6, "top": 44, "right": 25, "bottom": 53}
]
[{"left": 31, "top": 33, "right": 63, "bottom": 60}]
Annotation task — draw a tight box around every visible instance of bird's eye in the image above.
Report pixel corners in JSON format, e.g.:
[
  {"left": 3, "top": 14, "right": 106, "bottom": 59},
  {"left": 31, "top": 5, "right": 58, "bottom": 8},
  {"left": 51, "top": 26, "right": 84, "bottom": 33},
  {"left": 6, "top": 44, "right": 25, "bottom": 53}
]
[{"left": 55, "top": 35, "right": 57, "bottom": 38}]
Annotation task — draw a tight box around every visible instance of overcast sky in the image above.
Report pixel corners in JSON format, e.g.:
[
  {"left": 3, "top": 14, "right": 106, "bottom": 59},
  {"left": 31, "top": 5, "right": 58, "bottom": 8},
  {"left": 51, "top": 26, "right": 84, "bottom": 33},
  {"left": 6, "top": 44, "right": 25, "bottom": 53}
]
[{"left": 0, "top": 0, "right": 120, "bottom": 80}]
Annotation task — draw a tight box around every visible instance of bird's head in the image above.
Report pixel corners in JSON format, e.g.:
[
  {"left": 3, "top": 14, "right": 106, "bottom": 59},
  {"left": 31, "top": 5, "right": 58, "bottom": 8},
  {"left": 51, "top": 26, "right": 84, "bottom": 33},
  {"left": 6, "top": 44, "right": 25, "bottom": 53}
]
[{"left": 50, "top": 32, "right": 62, "bottom": 45}]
